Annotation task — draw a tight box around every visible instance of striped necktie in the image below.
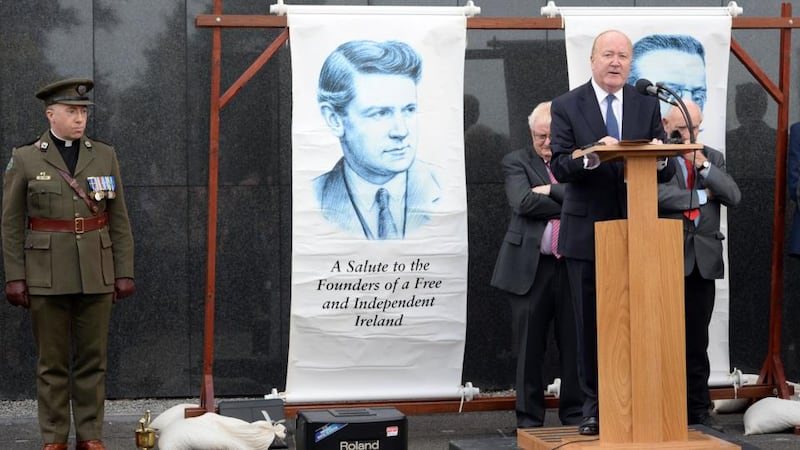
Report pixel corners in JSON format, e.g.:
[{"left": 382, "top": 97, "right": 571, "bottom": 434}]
[{"left": 545, "top": 162, "right": 561, "bottom": 258}]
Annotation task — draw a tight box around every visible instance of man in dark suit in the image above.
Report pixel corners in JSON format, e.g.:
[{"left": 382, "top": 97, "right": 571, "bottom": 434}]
[
  {"left": 2, "top": 78, "right": 135, "bottom": 450},
  {"left": 313, "top": 39, "right": 440, "bottom": 240},
  {"left": 549, "top": 29, "right": 675, "bottom": 435},
  {"left": 658, "top": 101, "right": 741, "bottom": 428},
  {"left": 788, "top": 122, "right": 800, "bottom": 258},
  {"left": 491, "top": 101, "right": 582, "bottom": 428}
]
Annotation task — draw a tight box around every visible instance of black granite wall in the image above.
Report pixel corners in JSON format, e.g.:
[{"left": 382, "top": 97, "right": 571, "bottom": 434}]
[{"left": 1, "top": 0, "right": 798, "bottom": 400}]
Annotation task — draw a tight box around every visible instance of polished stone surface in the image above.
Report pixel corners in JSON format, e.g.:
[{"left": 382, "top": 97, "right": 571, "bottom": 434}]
[{"left": 1, "top": 0, "right": 799, "bottom": 403}]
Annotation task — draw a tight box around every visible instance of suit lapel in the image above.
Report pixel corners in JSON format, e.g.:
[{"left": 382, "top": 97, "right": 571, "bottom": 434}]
[
  {"left": 621, "top": 85, "right": 641, "bottom": 140},
  {"left": 73, "top": 138, "right": 95, "bottom": 176},
  {"left": 528, "top": 151, "right": 549, "bottom": 184},
  {"left": 673, "top": 157, "right": 689, "bottom": 187},
  {"left": 579, "top": 82, "right": 608, "bottom": 140},
  {"left": 40, "top": 133, "right": 69, "bottom": 172},
  {"left": 320, "top": 160, "right": 370, "bottom": 237}
]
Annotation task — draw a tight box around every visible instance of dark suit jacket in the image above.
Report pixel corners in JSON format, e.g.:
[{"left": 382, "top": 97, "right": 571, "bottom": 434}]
[
  {"left": 491, "top": 149, "right": 565, "bottom": 295},
  {"left": 658, "top": 147, "right": 740, "bottom": 279},
  {"left": 313, "top": 158, "right": 441, "bottom": 239},
  {"left": 789, "top": 122, "right": 800, "bottom": 257},
  {"left": 549, "top": 81, "right": 672, "bottom": 261}
]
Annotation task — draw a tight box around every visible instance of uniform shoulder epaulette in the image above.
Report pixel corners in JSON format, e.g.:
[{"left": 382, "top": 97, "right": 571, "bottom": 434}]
[
  {"left": 14, "top": 137, "right": 40, "bottom": 150},
  {"left": 83, "top": 136, "right": 115, "bottom": 152},
  {"left": 85, "top": 135, "right": 113, "bottom": 147}
]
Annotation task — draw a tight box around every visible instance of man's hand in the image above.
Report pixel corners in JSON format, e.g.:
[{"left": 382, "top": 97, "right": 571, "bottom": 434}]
[
  {"left": 532, "top": 184, "right": 552, "bottom": 195},
  {"left": 5, "top": 280, "right": 29, "bottom": 309},
  {"left": 583, "top": 153, "right": 601, "bottom": 170},
  {"left": 683, "top": 150, "right": 708, "bottom": 169},
  {"left": 113, "top": 278, "right": 136, "bottom": 303}
]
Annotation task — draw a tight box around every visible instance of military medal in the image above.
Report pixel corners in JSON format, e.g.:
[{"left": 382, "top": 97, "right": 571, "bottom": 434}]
[
  {"left": 87, "top": 176, "right": 116, "bottom": 200},
  {"left": 88, "top": 176, "right": 102, "bottom": 200},
  {"left": 36, "top": 171, "right": 51, "bottom": 180},
  {"left": 106, "top": 176, "right": 116, "bottom": 199},
  {"left": 87, "top": 177, "right": 97, "bottom": 199}
]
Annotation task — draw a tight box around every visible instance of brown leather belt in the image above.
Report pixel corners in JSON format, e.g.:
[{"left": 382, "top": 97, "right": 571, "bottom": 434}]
[{"left": 29, "top": 213, "right": 108, "bottom": 234}]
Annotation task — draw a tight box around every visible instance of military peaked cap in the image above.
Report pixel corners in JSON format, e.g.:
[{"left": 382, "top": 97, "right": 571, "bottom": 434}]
[{"left": 35, "top": 78, "right": 94, "bottom": 105}]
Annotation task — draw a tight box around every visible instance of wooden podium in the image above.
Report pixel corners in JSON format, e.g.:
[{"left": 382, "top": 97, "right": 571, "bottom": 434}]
[{"left": 518, "top": 142, "right": 739, "bottom": 450}]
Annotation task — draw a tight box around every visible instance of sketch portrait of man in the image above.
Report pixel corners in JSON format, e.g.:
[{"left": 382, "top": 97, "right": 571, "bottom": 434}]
[
  {"left": 628, "top": 34, "right": 708, "bottom": 117},
  {"left": 313, "top": 39, "right": 441, "bottom": 240}
]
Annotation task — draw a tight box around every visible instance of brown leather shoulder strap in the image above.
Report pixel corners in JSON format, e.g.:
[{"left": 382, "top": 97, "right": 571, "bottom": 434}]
[{"left": 54, "top": 168, "right": 99, "bottom": 215}]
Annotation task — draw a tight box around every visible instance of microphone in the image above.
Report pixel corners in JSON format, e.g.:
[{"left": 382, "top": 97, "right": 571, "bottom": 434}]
[
  {"left": 635, "top": 79, "right": 678, "bottom": 106},
  {"left": 635, "top": 78, "right": 660, "bottom": 97}
]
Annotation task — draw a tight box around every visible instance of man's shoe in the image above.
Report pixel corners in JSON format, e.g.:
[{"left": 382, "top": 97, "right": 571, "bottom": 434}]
[
  {"left": 42, "top": 444, "right": 68, "bottom": 450},
  {"left": 690, "top": 414, "right": 724, "bottom": 433},
  {"left": 75, "top": 440, "right": 106, "bottom": 450},
  {"left": 578, "top": 416, "right": 599, "bottom": 435}
]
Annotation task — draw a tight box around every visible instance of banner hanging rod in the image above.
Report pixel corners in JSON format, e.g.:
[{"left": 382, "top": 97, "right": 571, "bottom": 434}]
[
  {"left": 541, "top": 1, "right": 743, "bottom": 18},
  {"left": 270, "top": 0, "right": 481, "bottom": 17}
]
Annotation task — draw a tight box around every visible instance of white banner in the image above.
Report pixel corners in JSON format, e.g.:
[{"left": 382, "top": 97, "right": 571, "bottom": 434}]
[
  {"left": 564, "top": 12, "right": 734, "bottom": 385},
  {"left": 287, "top": 12, "right": 468, "bottom": 402}
]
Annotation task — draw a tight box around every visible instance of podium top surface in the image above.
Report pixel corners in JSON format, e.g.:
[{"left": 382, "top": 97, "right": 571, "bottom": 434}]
[{"left": 572, "top": 141, "right": 703, "bottom": 161}]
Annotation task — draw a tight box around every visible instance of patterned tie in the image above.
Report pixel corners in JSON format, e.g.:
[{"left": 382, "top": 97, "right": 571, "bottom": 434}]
[
  {"left": 376, "top": 188, "right": 398, "bottom": 239},
  {"left": 605, "top": 94, "right": 620, "bottom": 140},
  {"left": 545, "top": 162, "right": 561, "bottom": 258},
  {"left": 683, "top": 158, "right": 700, "bottom": 220}
]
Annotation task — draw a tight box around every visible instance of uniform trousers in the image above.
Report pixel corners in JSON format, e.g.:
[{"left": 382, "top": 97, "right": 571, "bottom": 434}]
[
  {"left": 30, "top": 293, "right": 112, "bottom": 443},
  {"left": 508, "top": 255, "right": 582, "bottom": 427},
  {"left": 684, "top": 266, "right": 716, "bottom": 422}
]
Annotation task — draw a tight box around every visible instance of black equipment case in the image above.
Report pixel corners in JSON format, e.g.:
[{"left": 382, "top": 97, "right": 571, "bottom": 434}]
[{"left": 296, "top": 407, "right": 407, "bottom": 450}]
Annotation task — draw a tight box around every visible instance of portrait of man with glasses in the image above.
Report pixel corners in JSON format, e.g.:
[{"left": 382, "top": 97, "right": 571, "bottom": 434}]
[{"left": 627, "top": 34, "right": 708, "bottom": 118}]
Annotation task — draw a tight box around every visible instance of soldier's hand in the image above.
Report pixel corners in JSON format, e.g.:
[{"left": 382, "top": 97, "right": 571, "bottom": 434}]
[
  {"left": 113, "top": 278, "right": 136, "bottom": 303},
  {"left": 5, "top": 280, "right": 29, "bottom": 309}
]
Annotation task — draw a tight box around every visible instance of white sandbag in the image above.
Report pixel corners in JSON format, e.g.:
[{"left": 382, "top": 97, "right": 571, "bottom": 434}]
[
  {"left": 743, "top": 397, "right": 800, "bottom": 435},
  {"left": 151, "top": 403, "right": 286, "bottom": 450}
]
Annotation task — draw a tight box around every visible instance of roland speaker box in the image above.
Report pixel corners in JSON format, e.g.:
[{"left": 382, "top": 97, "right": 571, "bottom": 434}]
[{"left": 296, "top": 407, "right": 407, "bottom": 450}]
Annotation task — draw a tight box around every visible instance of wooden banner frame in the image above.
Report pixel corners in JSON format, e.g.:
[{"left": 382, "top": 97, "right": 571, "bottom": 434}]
[{"left": 188, "top": 1, "right": 798, "bottom": 417}]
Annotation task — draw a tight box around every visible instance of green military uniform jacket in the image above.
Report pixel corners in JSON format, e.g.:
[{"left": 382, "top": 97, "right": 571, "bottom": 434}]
[{"left": 2, "top": 130, "right": 134, "bottom": 295}]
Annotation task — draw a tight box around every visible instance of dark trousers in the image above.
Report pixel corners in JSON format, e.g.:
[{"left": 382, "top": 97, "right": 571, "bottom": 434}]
[
  {"left": 30, "top": 293, "right": 113, "bottom": 443},
  {"left": 684, "top": 267, "right": 716, "bottom": 422},
  {"left": 509, "top": 255, "right": 582, "bottom": 427},
  {"left": 564, "top": 258, "right": 598, "bottom": 419}
]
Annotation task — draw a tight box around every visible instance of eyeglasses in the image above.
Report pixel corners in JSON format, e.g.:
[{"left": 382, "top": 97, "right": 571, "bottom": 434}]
[
  {"left": 533, "top": 133, "right": 551, "bottom": 142},
  {"left": 662, "top": 83, "right": 707, "bottom": 106},
  {"left": 674, "top": 125, "right": 704, "bottom": 134}
]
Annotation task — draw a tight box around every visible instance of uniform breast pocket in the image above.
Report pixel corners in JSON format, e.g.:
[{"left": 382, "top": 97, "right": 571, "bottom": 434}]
[{"left": 27, "top": 180, "right": 62, "bottom": 214}]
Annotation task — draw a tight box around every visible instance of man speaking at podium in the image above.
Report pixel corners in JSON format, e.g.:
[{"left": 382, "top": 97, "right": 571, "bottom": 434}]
[{"left": 548, "top": 29, "right": 674, "bottom": 436}]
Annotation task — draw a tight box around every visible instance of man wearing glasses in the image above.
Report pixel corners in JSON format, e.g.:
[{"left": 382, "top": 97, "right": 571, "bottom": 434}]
[
  {"left": 491, "top": 101, "right": 582, "bottom": 430},
  {"left": 658, "top": 100, "right": 740, "bottom": 430}
]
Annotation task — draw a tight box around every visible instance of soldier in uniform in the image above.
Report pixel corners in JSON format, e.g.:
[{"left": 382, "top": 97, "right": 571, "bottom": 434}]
[{"left": 2, "top": 78, "right": 135, "bottom": 450}]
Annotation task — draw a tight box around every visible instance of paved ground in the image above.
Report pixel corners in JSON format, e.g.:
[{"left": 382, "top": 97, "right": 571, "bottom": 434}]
[{"left": 1, "top": 398, "right": 800, "bottom": 449}]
